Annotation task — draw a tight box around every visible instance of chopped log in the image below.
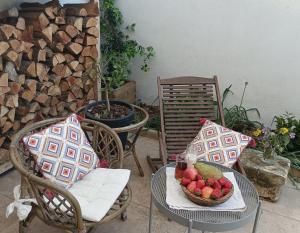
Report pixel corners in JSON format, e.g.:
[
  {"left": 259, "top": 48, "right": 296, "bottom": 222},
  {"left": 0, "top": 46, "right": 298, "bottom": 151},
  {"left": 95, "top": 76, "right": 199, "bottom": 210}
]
[
  {"left": 39, "top": 12, "right": 50, "bottom": 29},
  {"left": 83, "top": 17, "right": 97, "bottom": 28},
  {"left": 0, "top": 73, "right": 8, "bottom": 87},
  {"left": 0, "top": 57, "right": 2, "bottom": 72},
  {"left": 68, "top": 102, "right": 77, "bottom": 112},
  {"left": 48, "top": 75, "right": 61, "bottom": 86},
  {"left": 84, "top": 56, "right": 94, "bottom": 69},
  {"left": 36, "top": 63, "right": 49, "bottom": 81},
  {"left": 71, "top": 85, "right": 83, "bottom": 98},
  {"left": 84, "top": 35, "right": 97, "bottom": 46},
  {"left": 29, "top": 102, "right": 40, "bottom": 112},
  {"left": 4, "top": 49, "right": 19, "bottom": 64},
  {"left": 25, "top": 79, "right": 37, "bottom": 93},
  {"left": 2, "top": 121, "right": 13, "bottom": 133},
  {"left": 67, "top": 42, "right": 82, "bottom": 55},
  {"left": 0, "top": 24, "right": 16, "bottom": 40},
  {"left": 55, "top": 31, "right": 71, "bottom": 44},
  {"left": 49, "top": 23, "right": 59, "bottom": 34},
  {"left": 35, "top": 26, "right": 52, "bottom": 43},
  {"left": 66, "top": 76, "right": 76, "bottom": 86},
  {"left": 7, "top": 108, "right": 15, "bottom": 122},
  {"left": 16, "top": 17, "right": 26, "bottom": 30},
  {"left": 0, "top": 106, "right": 9, "bottom": 118},
  {"left": 45, "top": 7, "right": 56, "bottom": 19},
  {"left": 22, "top": 41, "right": 34, "bottom": 53},
  {"left": 75, "top": 64, "right": 84, "bottom": 72},
  {"left": 67, "top": 92, "right": 76, "bottom": 102},
  {"left": 0, "top": 87, "right": 11, "bottom": 95},
  {"left": 69, "top": 60, "right": 79, "bottom": 71},
  {"left": 5, "top": 94, "right": 18, "bottom": 108},
  {"left": 0, "top": 117, "right": 7, "bottom": 127},
  {"left": 35, "top": 93, "right": 49, "bottom": 104},
  {"left": 21, "top": 25, "right": 34, "bottom": 42},
  {"left": 20, "top": 61, "right": 36, "bottom": 77},
  {"left": 73, "top": 71, "right": 82, "bottom": 78},
  {"left": 41, "top": 81, "right": 53, "bottom": 91},
  {"left": 57, "top": 102, "right": 65, "bottom": 113},
  {"left": 48, "top": 85, "right": 61, "bottom": 96},
  {"left": 23, "top": 48, "right": 33, "bottom": 60},
  {"left": 9, "top": 82, "right": 21, "bottom": 94},
  {"left": 21, "top": 90, "right": 35, "bottom": 102},
  {"left": 75, "top": 78, "right": 83, "bottom": 88},
  {"left": 87, "top": 87, "right": 95, "bottom": 100},
  {"left": 17, "top": 74, "right": 25, "bottom": 85},
  {"left": 60, "top": 80, "right": 69, "bottom": 92},
  {"left": 75, "top": 36, "right": 84, "bottom": 45},
  {"left": 33, "top": 48, "right": 46, "bottom": 62},
  {"left": 63, "top": 25, "right": 79, "bottom": 38},
  {"left": 64, "top": 54, "right": 75, "bottom": 63},
  {"left": 52, "top": 53, "right": 65, "bottom": 66},
  {"left": 12, "top": 28, "right": 22, "bottom": 40},
  {"left": 49, "top": 105, "right": 58, "bottom": 117},
  {"left": 13, "top": 120, "right": 21, "bottom": 131},
  {"left": 20, "top": 12, "right": 49, "bottom": 29},
  {"left": 0, "top": 41, "right": 10, "bottom": 56},
  {"left": 0, "top": 95, "right": 4, "bottom": 105},
  {"left": 50, "top": 96, "right": 59, "bottom": 106},
  {"left": 21, "top": 113, "right": 36, "bottom": 123},
  {"left": 50, "top": 42, "right": 64, "bottom": 52},
  {"left": 9, "top": 39, "right": 23, "bottom": 53},
  {"left": 55, "top": 16, "right": 66, "bottom": 25},
  {"left": 0, "top": 137, "right": 6, "bottom": 147},
  {"left": 81, "top": 46, "right": 98, "bottom": 60},
  {"left": 35, "top": 39, "right": 47, "bottom": 49},
  {"left": 4, "top": 62, "right": 18, "bottom": 81},
  {"left": 16, "top": 106, "right": 29, "bottom": 116},
  {"left": 52, "top": 64, "right": 72, "bottom": 77},
  {"left": 41, "top": 107, "right": 50, "bottom": 115},
  {"left": 86, "top": 27, "right": 99, "bottom": 38},
  {"left": 66, "top": 17, "right": 83, "bottom": 31}
]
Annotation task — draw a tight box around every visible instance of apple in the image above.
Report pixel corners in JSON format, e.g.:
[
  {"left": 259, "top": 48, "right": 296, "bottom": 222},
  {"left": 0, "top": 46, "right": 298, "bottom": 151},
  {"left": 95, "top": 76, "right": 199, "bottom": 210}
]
[
  {"left": 183, "top": 167, "right": 198, "bottom": 181},
  {"left": 187, "top": 181, "right": 197, "bottom": 193}
]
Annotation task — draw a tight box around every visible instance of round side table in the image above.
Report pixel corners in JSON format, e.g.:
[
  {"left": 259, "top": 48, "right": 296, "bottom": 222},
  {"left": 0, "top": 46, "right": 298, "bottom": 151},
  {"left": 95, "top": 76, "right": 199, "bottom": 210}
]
[{"left": 148, "top": 162, "right": 261, "bottom": 233}]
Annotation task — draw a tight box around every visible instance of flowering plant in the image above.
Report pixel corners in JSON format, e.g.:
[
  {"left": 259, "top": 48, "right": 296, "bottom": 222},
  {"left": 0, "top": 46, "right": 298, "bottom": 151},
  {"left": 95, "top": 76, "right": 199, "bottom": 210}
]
[{"left": 251, "top": 126, "right": 291, "bottom": 159}]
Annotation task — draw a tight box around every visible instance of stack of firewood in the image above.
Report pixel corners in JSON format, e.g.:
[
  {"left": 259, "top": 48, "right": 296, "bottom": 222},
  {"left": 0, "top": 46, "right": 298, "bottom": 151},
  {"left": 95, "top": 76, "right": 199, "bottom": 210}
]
[{"left": 0, "top": 0, "right": 99, "bottom": 173}]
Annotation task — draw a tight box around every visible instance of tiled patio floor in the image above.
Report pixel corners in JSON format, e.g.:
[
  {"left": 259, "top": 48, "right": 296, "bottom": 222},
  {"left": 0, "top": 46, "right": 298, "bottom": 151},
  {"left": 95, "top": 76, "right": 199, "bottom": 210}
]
[{"left": 1, "top": 137, "right": 300, "bottom": 233}]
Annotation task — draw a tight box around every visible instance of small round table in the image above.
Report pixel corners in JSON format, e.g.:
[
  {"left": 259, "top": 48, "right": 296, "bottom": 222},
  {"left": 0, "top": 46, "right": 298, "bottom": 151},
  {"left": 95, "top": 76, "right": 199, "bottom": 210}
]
[{"left": 148, "top": 162, "right": 261, "bottom": 233}]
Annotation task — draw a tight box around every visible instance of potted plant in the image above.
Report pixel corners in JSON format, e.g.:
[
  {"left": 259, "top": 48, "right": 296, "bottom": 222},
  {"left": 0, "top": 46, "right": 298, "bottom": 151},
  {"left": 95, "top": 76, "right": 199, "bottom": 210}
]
[
  {"left": 240, "top": 125, "right": 291, "bottom": 202},
  {"left": 100, "top": 0, "right": 154, "bottom": 103},
  {"left": 85, "top": 62, "right": 134, "bottom": 148}
]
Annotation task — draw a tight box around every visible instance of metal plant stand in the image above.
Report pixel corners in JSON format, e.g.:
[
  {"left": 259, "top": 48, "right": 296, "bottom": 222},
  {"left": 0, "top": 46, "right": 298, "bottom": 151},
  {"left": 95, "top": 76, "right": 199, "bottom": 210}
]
[{"left": 148, "top": 163, "right": 261, "bottom": 233}]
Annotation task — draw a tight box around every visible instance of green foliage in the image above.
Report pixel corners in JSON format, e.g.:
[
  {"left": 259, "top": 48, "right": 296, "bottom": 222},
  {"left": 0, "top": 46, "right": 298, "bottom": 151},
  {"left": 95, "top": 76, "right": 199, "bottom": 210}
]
[
  {"left": 275, "top": 112, "right": 300, "bottom": 151},
  {"left": 222, "top": 82, "right": 261, "bottom": 134},
  {"left": 100, "top": 0, "right": 154, "bottom": 89}
]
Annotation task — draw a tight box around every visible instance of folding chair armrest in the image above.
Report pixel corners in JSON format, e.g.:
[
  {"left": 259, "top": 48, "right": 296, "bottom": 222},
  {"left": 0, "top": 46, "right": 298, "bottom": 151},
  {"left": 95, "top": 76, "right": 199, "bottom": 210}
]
[{"left": 158, "top": 131, "right": 168, "bottom": 165}]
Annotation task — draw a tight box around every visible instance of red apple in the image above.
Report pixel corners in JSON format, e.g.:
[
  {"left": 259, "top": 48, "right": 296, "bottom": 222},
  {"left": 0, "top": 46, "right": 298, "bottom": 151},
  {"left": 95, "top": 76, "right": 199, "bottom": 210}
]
[
  {"left": 196, "top": 175, "right": 203, "bottom": 180},
  {"left": 181, "top": 177, "right": 191, "bottom": 187},
  {"left": 194, "top": 187, "right": 202, "bottom": 196},
  {"left": 196, "top": 179, "right": 205, "bottom": 189},
  {"left": 201, "top": 186, "right": 214, "bottom": 199},
  {"left": 187, "top": 181, "right": 197, "bottom": 193},
  {"left": 183, "top": 167, "right": 198, "bottom": 181}
]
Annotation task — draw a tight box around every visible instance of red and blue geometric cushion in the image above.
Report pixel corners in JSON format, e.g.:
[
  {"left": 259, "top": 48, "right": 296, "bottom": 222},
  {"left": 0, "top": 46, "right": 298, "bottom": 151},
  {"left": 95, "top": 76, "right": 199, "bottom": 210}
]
[
  {"left": 23, "top": 114, "right": 99, "bottom": 188},
  {"left": 185, "top": 119, "right": 252, "bottom": 167}
]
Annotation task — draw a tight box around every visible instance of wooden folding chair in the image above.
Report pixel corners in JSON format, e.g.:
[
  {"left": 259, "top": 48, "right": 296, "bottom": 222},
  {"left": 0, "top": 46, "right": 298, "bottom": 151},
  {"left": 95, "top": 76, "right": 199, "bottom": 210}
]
[{"left": 147, "top": 76, "right": 245, "bottom": 174}]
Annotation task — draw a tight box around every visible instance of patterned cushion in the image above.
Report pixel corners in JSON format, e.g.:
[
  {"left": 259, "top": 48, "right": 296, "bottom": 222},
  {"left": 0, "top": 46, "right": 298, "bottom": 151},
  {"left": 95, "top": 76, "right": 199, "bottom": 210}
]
[
  {"left": 185, "top": 119, "right": 252, "bottom": 167},
  {"left": 23, "top": 114, "right": 99, "bottom": 188}
]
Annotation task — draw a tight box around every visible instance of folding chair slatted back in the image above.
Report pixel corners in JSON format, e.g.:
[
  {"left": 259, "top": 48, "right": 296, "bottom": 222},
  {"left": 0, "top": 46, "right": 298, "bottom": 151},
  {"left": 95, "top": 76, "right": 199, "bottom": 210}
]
[{"left": 158, "top": 76, "right": 225, "bottom": 158}]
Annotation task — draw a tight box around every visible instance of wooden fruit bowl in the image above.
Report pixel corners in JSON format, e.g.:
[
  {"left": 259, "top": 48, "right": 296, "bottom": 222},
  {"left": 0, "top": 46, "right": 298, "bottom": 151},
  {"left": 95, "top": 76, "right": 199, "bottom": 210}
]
[{"left": 181, "top": 186, "right": 234, "bottom": 206}]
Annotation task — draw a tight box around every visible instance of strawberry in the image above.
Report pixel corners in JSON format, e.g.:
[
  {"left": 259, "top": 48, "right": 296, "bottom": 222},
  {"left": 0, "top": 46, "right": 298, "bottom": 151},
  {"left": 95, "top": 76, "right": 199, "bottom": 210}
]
[
  {"left": 211, "top": 188, "right": 222, "bottom": 200},
  {"left": 194, "top": 187, "right": 202, "bottom": 196},
  {"left": 201, "top": 186, "right": 214, "bottom": 199},
  {"left": 181, "top": 178, "right": 191, "bottom": 187},
  {"left": 196, "top": 179, "right": 205, "bottom": 189},
  {"left": 224, "top": 180, "right": 232, "bottom": 189},
  {"left": 187, "top": 181, "right": 197, "bottom": 193},
  {"left": 206, "top": 178, "right": 216, "bottom": 187},
  {"left": 222, "top": 188, "right": 231, "bottom": 196},
  {"left": 218, "top": 177, "right": 229, "bottom": 186},
  {"left": 196, "top": 175, "right": 203, "bottom": 181},
  {"left": 213, "top": 180, "right": 221, "bottom": 190}
]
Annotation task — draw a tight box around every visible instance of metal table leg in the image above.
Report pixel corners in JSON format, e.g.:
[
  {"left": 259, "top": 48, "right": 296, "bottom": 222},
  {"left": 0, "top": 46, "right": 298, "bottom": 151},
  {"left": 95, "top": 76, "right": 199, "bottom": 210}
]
[
  {"left": 188, "top": 219, "right": 193, "bottom": 233},
  {"left": 149, "top": 175, "right": 154, "bottom": 233},
  {"left": 252, "top": 201, "right": 262, "bottom": 233}
]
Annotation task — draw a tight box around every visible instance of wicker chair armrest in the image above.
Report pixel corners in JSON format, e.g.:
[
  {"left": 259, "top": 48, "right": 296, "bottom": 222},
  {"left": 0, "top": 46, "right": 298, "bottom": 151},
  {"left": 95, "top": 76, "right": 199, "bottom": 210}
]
[{"left": 27, "top": 173, "right": 85, "bottom": 230}]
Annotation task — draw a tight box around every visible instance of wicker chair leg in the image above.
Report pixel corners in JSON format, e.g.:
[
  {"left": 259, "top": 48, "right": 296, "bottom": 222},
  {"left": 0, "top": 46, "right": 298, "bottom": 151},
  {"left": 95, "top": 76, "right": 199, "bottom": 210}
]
[
  {"left": 19, "top": 210, "right": 35, "bottom": 233},
  {"left": 132, "top": 147, "right": 144, "bottom": 177},
  {"left": 121, "top": 210, "right": 128, "bottom": 221}
]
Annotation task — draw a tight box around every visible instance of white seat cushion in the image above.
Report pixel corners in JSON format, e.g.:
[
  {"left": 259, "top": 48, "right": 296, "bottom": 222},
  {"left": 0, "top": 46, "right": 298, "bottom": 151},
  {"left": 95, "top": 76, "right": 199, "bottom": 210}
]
[{"left": 68, "top": 168, "right": 130, "bottom": 222}]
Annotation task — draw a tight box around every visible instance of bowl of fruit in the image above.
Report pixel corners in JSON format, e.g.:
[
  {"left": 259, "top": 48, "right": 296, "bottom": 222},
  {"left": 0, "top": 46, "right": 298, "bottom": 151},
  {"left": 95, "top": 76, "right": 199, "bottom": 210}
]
[{"left": 180, "top": 162, "right": 234, "bottom": 206}]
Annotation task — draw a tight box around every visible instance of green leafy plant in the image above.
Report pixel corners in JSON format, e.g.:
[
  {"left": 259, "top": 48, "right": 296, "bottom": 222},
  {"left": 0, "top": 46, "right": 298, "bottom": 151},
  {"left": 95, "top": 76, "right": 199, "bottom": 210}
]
[
  {"left": 100, "top": 0, "right": 154, "bottom": 89},
  {"left": 222, "top": 82, "right": 261, "bottom": 134}
]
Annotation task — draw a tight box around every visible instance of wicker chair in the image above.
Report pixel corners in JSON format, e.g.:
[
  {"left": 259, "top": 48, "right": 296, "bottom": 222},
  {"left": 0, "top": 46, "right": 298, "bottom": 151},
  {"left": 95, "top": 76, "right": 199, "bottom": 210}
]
[
  {"left": 147, "top": 76, "right": 245, "bottom": 174},
  {"left": 9, "top": 117, "right": 132, "bottom": 233}
]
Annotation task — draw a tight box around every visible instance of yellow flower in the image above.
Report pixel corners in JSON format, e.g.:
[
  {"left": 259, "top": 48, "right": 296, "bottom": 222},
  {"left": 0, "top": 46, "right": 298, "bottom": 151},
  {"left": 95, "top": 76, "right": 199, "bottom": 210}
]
[
  {"left": 252, "top": 129, "right": 262, "bottom": 137},
  {"left": 279, "top": 127, "right": 289, "bottom": 135}
]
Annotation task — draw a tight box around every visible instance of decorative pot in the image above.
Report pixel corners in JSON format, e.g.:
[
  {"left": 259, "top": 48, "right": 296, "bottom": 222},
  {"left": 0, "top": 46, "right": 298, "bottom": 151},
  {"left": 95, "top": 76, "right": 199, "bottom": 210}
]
[{"left": 85, "top": 100, "right": 135, "bottom": 147}]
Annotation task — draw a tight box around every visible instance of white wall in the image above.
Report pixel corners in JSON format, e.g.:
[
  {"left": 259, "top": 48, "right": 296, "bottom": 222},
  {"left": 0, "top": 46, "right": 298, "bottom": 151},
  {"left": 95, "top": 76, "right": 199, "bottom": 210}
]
[{"left": 117, "top": 0, "right": 300, "bottom": 124}]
